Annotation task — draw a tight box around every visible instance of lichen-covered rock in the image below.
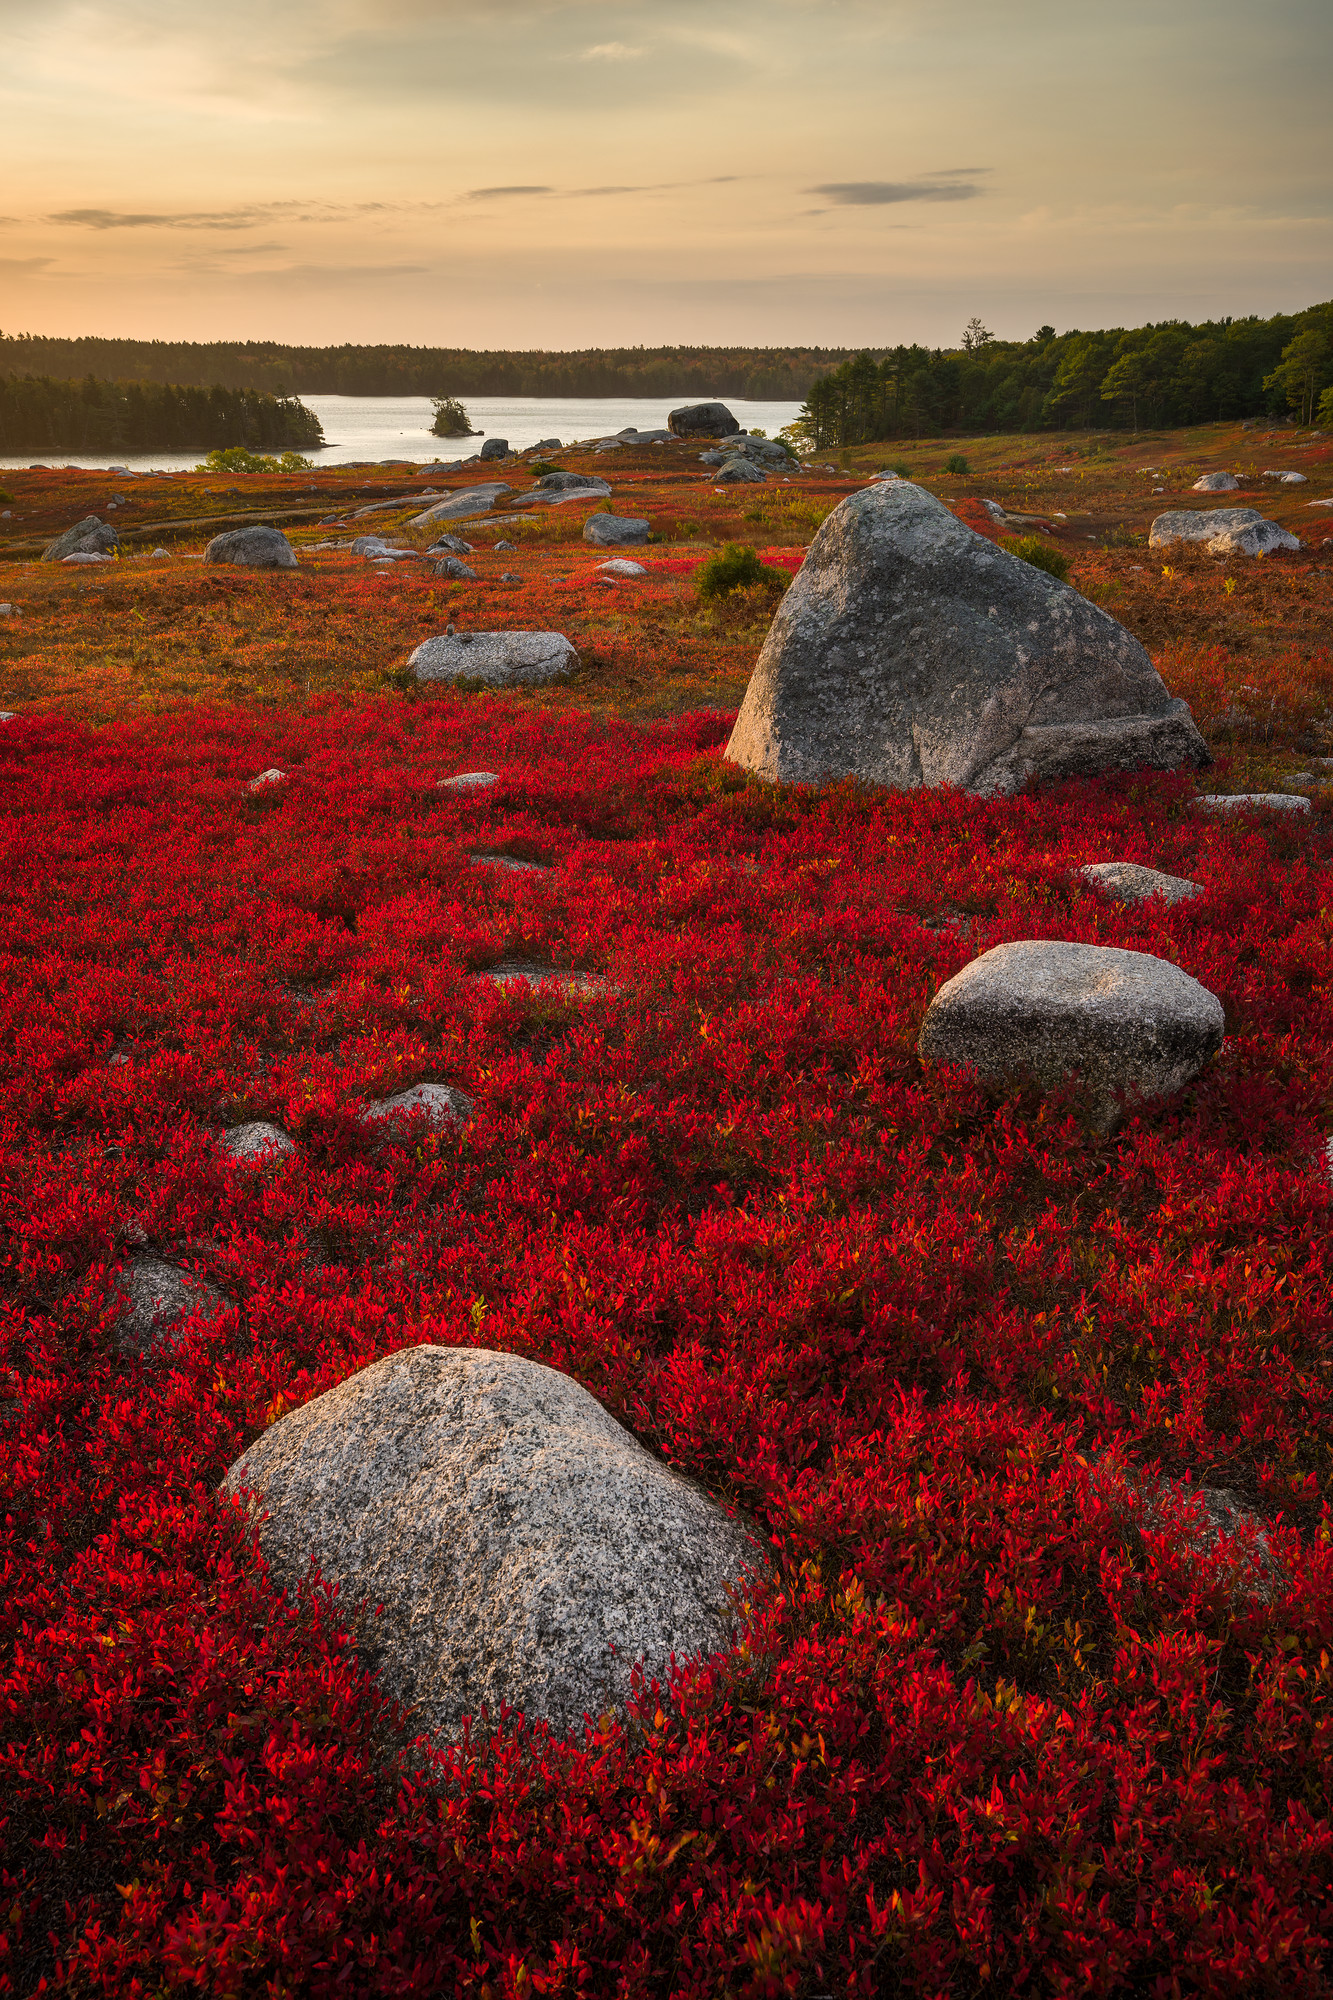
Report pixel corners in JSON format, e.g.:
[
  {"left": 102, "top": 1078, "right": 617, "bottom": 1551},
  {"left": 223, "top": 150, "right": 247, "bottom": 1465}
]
[
  {"left": 1080, "top": 861, "right": 1202, "bottom": 906},
  {"left": 725, "top": 482, "right": 1207, "bottom": 795},
  {"left": 409, "top": 630, "right": 577, "bottom": 687},
  {"left": 222, "top": 1345, "right": 754, "bottom": 1736},
  {"left": 42, "top": 516, "right": 120, "bottom": 562},
  {"left": 204, "top": 527, "right": 298, "bottom": 569},
  {"left": 436, "top": 770, "right": 498, "bottom": 792},
  {"left": 1196, "top": 792, "right": 1311, "bottom": 814},
  {"left": 411, "top": 485, "right": 512, "bottom": 526},
  {"left": 918, "top": 940, "right": 1223, "bottom": 1130}
]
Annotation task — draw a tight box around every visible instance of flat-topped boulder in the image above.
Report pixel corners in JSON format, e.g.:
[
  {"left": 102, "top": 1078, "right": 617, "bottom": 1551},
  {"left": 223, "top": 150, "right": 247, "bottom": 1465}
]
[
  {"left": 1193, "top": 472, "right": 1240, "bottom": 492},
  {"left": 583, "top": 513, "right": 650, "bottom": 547},
  {"left": 669, "top": 402, "right": 740, "bottom": 439},
  {"left": 1149, "top": 509, "right": 1299, "bottom": 556},
  {"left": 725, "top": 482, "right": 1207, "bottom": 795},
  {"left": 1196, "top": 792, "right": 1311, "bottom": 814},
  {"left": 204, "top": 526, "right": 298, "bottom": 569},
  {"left": 360, "top": 1081, "right": 474, "bottom": 1131},
  {"left": 409, "top": 630, "right": 577, "bottom": 687},
  {"left": 222, "top": 1345, "right": 754, "bottom": 1737},
  {"left": 918, "top": 940, "right": 1224, "bottom": 1131},
  {"left": 1080, "top": 861, "right": 1202, "bottom": 906},
  {"left": 411, "top": 485, "right": 512, "bottom": 525}
]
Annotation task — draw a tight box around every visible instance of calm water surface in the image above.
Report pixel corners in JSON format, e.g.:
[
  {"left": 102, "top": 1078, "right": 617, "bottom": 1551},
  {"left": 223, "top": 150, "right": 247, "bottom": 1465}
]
[{"left": 1, "top": 394, "right": 804, "bottom": 472}]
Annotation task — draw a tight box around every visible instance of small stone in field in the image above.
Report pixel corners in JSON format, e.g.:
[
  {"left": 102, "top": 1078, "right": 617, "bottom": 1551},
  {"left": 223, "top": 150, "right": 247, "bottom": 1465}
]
[
  {"left": 479, "top": 438, "right": 510, "bottom": 461},
  {"left": 1265, "top": 470, "right": 1308, "bottom": 483},
  {"left": 247, "top": 768, "right": 286, "bottom": 792},
  {"left": 220, "top": 1121, "right": 295, "bottom": 1162},
  {"left": 150, "top": 546, "right": 171, "bottom": 557},
  {"left": 205, "top": 526, "right": 298, "bottom": 569},
  {"left": 536, "top": 471, "right": 608, "bottom": 492},
  {"left": 1192, "top": 472, "right": 1240, "bottom": 492},
  {"left": 1195, "top": 792, "right": 1311, "bottom": 814},
  {"left": 470, "top": 852, "right": 550, "bottom": 874},
  {"left": 583, "top": 514, "right": 650, "bottom": 546},
  {"left": 436, "top": 770, "right": 498, "bottom": 792},
  {"left": 917, "top": 939, "right": 1224, "bottom": 1132},
  {"left": 220, "top": 1344, "right": 754, "bottom": 1737},
  {"left": 62, "top": 551, "right": 113, "bottom": 565},
  {"left": 117, "top": 1256, "right": 230, "bottom": 1358},
  {"left": 426, "top": 533, "right": 474, "bottom": 554},
  {"left": 480, "top": 959, "right": 610, "bottom": 996},
  {"left": 1080, "top": 861, "right": 1202, "bottom": 906},
  {"left": 433, "top": 556, "right": 478, "bottom": 580},
  {"left": 596, "top": 559, "right": 647, "bottom": 577},
  {"left": 494, "top": 540, "right": 516, "bottom": 551},
  {"left": 43, "top": 516, "right": 120, "bottom": 561},
  {"left": 713, "top": 458, "right": 767, "bottom": 483},
  {"left": 360, "top": 1081, "right": 474, "bottom": 1131},
  {"left": 409, "top": 630, "right": 577, "bottom": 687}
]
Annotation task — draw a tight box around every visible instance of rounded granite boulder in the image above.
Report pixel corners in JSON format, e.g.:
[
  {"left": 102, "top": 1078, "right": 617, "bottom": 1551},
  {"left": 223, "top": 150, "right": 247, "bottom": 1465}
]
[
  {"left": 918, "top": 940, "right": 1224, "bottom": 1130},
  {"left": 204, "top": 526, "right": 298, "bottom": 569},
  {"left": 222, "top": 1345, "right": 755, "bottom": 1737}
]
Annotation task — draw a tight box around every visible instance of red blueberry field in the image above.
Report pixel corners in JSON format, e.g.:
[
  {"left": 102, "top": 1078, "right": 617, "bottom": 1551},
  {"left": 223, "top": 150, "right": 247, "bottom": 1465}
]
[{"left": 3, "top": 426, "right": 1333, "bottom": 1997}]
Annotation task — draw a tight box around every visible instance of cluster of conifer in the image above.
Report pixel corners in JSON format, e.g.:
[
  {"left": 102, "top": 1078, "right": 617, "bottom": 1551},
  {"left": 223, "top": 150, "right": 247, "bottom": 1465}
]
[{"left": 0, "top": 374, "right": 325, "bottom": 453}]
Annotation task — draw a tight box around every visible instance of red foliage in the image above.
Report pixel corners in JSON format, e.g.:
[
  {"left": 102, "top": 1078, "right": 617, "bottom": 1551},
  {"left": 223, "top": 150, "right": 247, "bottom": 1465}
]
[{"left": 3, "top": 697, "right": 1333, "bottom": 1995}]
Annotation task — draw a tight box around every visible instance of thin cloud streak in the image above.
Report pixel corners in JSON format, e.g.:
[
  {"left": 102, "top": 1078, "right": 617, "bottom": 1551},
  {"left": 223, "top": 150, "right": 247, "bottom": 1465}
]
[{"left": 809, "top": 181, "right": 985, "bottom": 206}]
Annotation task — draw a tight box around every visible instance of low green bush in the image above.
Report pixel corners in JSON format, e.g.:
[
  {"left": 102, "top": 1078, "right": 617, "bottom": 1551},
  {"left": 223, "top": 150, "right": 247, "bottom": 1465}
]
[
  {"left": 696, "top": 542, "right": 789, "bottom": 601},
  {"left": 1001, "top": 534, "right": 1070, "bottom": 582},
  {"left": 197, "top": 447, "right": 312, "bottom": 474},
  {"left": 943, "top": 453, "right": 970, "bottom": 475}
]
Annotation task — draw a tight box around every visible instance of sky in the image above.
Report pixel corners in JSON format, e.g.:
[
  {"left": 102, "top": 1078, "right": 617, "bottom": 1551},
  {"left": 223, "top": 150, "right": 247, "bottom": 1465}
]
[{"left": 1, "top": 0, "right": 1329, "bottom": 351}]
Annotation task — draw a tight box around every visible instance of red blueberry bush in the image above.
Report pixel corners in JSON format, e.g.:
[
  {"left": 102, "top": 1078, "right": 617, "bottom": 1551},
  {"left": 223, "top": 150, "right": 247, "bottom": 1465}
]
[{"left": 2, "top": 695, "right": 1333, "bottom": 1996}]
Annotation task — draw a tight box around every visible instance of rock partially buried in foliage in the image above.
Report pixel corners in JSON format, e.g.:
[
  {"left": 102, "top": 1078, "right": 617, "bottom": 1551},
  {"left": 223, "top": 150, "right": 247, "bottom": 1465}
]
[
  {"left": 409, "top": 630, "right": 577, "bottom": 688},
  {"left": 1080, "top": 861, "right": 1202, "bottom": 907},
  {"left": 1196, "top": 792, "right": 1310, "bottom": 814},
  {"left": 1192, "top": 472, "right": 1240, "bottom": 492},
  {"left": 480, "top": 959, "right": 610, "bottom": 997},
  {"left": 220, "top": 1121, "right": 295, "bottom": 1162},
  {"left": 117, "top": 1256, "right": 230, "bottom": 1358},
  {"left": 222, "top": 1344, "right": 754, "bottom": 1737},
  {"left": 668, "top": 401, "right": 740, "bottom": 438},
  {"left": 583, "top": 514, "right": 650, "bottom": 547},
  {"left": 433, "top": 556, "right": 478, "bottom": 580},
  {"left": 596, "top": 559, "right": 647, "bottom": 578},
  {"left": 713, "top": 458, "right": 767, "bottom": 484},
  {"left": 725, "top": 482, "right": 1208, "bottom": 794},
  {"left": 360, "top": 1081, "right": 474, "bottom": 1132},
  {"left": 204, "top": 526, "right": 298, "bottom": 569},
  {"left": 43, "top": 516, "right": 120, "bottom": 562},
  {"left": 436, "top": 770, "right": 498, "bottom": 792},
  {"left": 918, "top": 940, "right": 1224, "bottom": 1131},
  {"left": 246, "top": 767, "right": 286, "bottom": 792}
]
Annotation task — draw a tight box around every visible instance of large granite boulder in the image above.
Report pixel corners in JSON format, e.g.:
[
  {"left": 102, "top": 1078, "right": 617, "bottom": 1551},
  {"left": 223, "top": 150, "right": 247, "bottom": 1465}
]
[
  {"left": 1149, "top": 509, "right": 1300, "bottom": 557},
  {"left": 669, "top": 402, "right": 740, "bottom": 439},
  {"left": 204, "top": 526, "right": 298, "bottom": 569},
  {"left": 479, "top": 438, "right": 510, "bottom": 461},
  {"left": 42, "top": 516, "right": 120, "bottom": 562},
  {"left": 222, "top": 1345, "right": 754, "bottom": 1736},
  {"left": 409, "top": 630, "right": 577, "bottom": 687},
  {"left": 918, "top": 940, "right": 1223, "bottom": 1130},
  {"left": 583, "top": 514, "right": 650, "bottom": 547},
  {"left": 725, "top": 482, "right": 1208, "bottom": 794}
]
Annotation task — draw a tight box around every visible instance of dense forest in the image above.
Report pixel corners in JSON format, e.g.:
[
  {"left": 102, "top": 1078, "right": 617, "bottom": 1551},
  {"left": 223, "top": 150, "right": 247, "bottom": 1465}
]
[
  {"left": 0, "top": 376, "right": 325, "bottom": 454},
  {"left": 0, "top": 339, "right": 844, "bottom": 402},
  {"left": 795, "top": 301, "right": 1333, "bottom": 444}
]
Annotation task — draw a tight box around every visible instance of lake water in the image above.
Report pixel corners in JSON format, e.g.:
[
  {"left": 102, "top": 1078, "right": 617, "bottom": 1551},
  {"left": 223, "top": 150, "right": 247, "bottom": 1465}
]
[{"left": 0, "top": 394, "right": 805, "bottom": 472}]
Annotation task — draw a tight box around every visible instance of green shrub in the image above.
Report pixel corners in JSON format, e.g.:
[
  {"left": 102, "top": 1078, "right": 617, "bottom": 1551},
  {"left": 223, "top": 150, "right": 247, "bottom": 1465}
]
[
  {"left": 529, "top": 460, "right": 560, "bottom": 477},
  {"left": 198, "top": 447, "right": 312, "bottom": 474},
  {"left": 696, "top": 542, "right": 788, "bottom": 602},
  {"left": 1001, "top": 534, "right": 1070, "bottom": 582},
  {"left": 943, "top": 453, "right": 970, "bottom": 476},
  {"left": 891, "top": 462, "right": 911, "bottom": 477},
  {"left": 0, "top": 489, "right": 12, "bottom": 503}
]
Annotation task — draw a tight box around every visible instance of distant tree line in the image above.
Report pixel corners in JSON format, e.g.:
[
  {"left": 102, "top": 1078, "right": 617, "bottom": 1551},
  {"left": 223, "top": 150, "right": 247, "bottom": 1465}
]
[
  {"left": 0, "top": 338, "right": 855, "bottom": 402},
  {"left": 0, "top": 375, "right": 325, "bottom": 454},
  {"left": 795, "top": 300, "right": 1333, "bottom": 445}
]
